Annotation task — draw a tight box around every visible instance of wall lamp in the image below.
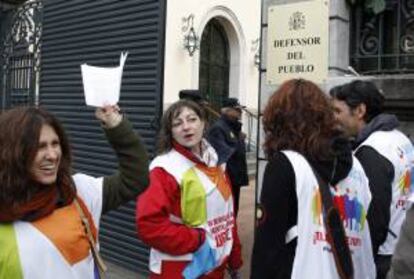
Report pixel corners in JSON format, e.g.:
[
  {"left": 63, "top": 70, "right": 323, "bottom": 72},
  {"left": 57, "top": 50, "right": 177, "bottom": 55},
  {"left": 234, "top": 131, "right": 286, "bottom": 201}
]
[{"left": 182, "top": 14, "right": 199, "bottom": 57}]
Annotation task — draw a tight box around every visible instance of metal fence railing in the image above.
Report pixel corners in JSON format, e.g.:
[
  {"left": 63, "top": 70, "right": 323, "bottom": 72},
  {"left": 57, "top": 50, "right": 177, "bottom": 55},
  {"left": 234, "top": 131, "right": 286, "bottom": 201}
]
[{"left": 350, "top": 0, "right": 414, "bottom": 74}]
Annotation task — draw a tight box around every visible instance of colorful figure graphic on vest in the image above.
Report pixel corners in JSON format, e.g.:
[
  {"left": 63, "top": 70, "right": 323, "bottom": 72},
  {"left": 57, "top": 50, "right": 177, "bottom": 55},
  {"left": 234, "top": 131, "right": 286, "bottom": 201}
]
[
  {"left": 0, "top": 105, "right": 149, "bottom": 279},
  {"left": 312, "top": 187, "right": 368, "bottom": 233},
  {"left": 330, "top": 80, "right": 414, "bottom": 279},
  {"left": 136, "top": 100, "right": 242, "bottom": 279},
  {"left": 251, "top": 79, "right": 375, "bottom": 279}
]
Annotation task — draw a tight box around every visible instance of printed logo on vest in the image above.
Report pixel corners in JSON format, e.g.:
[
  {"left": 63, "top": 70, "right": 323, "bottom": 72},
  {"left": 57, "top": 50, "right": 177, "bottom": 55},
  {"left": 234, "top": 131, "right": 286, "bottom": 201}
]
[
  {"left": 207, "top": 212, "right": 234, "bottom": 248},
  {"left": 311, "top": 186, "right": 366, "bottom": 248},
  {"left": 395, "top": 145, "right": 414, "bottom": 209},
  {"left": 312, "top": 187, "right": 367, "bottom": 232},
  {"left": 398, "top": 169, "right": 411, "bottom": 196},
  {"left": 395, "top": 169, "right": 412, "bottom": 210},
  {"left": 397, "top": 145, "right": 413, "bottom": 193}
]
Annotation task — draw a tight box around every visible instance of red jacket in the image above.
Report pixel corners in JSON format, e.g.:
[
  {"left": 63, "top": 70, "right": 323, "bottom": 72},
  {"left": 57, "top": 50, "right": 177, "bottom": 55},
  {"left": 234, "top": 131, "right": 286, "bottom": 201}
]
[{"left": 136, "top": 143, "right": 242, "bottom": 278}]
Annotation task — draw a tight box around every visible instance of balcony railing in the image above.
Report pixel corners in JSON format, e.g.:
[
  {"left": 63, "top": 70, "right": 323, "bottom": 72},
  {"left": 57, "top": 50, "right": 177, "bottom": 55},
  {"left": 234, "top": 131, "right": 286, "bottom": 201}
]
[{"left": 350, "top": 0, "right": 414, "bottom": 74}]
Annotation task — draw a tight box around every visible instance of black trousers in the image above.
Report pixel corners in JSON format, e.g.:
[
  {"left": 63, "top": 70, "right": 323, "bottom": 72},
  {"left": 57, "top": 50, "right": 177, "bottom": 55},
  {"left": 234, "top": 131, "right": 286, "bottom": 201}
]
[
  {"left": 232, "top": 185, "right": 241, "bottom": 217},
  {"left": 376, "top": 255, "right": 392, "bottom": 279}
]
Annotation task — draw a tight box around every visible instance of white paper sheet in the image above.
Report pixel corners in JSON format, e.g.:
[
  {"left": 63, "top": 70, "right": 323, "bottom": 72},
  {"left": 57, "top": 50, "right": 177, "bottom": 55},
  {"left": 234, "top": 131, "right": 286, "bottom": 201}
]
[{"left": 81, "top": 52, "right": 128, "bottom": 107}]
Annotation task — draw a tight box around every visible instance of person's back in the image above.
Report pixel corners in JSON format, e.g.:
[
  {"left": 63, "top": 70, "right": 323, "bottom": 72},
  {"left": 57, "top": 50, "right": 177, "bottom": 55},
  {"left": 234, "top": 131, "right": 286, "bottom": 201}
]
[
  {"left": 287, "top": 152, "right": 374, "bottom": 279},
  {"left": 251, "top": 79, "right": 375, "bottom": 279}
]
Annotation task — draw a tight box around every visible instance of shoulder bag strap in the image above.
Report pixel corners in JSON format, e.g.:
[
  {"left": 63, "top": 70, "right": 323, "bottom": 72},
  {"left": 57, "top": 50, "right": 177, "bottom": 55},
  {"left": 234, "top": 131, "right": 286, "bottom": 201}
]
[
  {"left": 311, "top": 161, "right": 354, "bottom": 279},
  {"left": 74, "top": 199, "right": 108, "bottom": 277}
]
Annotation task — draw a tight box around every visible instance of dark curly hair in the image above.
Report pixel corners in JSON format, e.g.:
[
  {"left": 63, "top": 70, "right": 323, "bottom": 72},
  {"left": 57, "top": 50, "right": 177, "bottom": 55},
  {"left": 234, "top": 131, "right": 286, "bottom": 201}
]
[
  {"left": 262, "top": 79, "right": 337, "bottom": 161},
  {"left": 0, "top": 106, "right": 75, "bottom": 221},
  {"left": 157, "top": 99, "right": 206, "bottom": 154}
]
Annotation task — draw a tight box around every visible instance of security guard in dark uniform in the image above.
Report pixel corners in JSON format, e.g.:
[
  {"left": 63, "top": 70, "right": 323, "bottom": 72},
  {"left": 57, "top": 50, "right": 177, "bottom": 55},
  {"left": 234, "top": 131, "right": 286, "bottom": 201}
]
[{"left": 207, "top": 97, "right": 249, "bottom": 216}]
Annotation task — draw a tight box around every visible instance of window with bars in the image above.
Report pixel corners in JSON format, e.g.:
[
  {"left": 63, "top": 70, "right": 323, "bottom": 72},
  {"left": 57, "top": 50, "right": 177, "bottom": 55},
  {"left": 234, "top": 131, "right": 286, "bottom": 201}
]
[
  {"left": 1, "top": 0, "right": 42, "bottom": 109},
  {"left": 350, "top": 0, "right": 414, "bottom": 74},
  {"left": 8, "top": 52, "right": 33, "bottom": 106}
]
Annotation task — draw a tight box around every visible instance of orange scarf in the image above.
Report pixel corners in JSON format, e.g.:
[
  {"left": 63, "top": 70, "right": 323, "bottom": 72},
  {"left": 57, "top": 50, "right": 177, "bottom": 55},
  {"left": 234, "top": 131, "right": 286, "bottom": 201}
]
[{"left": 0, "top": 182, "right": 75, "bottom": 223}]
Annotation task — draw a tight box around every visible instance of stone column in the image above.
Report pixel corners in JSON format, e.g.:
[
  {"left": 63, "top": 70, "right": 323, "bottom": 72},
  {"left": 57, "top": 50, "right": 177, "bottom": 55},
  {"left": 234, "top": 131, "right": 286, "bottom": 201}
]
[{"left": 328, "top": 0, "right": 351, "bottom": 77}]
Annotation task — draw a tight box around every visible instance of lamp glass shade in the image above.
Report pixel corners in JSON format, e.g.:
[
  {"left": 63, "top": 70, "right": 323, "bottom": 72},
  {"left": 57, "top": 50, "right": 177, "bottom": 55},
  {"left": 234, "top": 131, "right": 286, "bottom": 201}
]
[{"left": 184, "top": 27, "right": 198, "bottom": 56}]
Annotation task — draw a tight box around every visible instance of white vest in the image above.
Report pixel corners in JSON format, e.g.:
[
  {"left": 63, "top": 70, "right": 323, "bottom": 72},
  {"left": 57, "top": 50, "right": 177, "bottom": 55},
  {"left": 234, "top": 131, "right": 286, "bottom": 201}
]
[
  {"left": 358, "top": 130, "right": 414, "bottom": 255},
  {"left": 283, "top": 151, "right": 376, "bottom": 279},
  {"left": 148, "top": 149, "right": 235, "bottom": 274}
]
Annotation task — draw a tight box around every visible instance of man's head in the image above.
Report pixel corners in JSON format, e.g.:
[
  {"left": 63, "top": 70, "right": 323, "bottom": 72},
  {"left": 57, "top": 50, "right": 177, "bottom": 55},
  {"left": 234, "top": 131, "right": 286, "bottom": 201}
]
[
  {"left": 330, "top": 80, "right": 385, "bottom": 138},
  {"left": 179, "top": 89, "right": 207, "bottom": 105},
  {"left": 221, "top": 97, "right": 245, "bottom": 121}
]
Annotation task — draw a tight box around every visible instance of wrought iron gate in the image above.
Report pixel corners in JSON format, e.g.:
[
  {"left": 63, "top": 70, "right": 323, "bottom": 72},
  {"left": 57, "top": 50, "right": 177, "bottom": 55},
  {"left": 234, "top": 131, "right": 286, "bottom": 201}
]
[{"left": 1, "top": 0, "right": 42, "bottom": 109}]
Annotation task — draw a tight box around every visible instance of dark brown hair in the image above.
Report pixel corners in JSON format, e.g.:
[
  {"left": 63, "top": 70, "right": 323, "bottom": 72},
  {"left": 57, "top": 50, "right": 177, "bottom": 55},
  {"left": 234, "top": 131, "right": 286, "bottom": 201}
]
[
  {"left": 329, "top": 80, "right": 384, "bottom": 122},
  {"left": 157, "top": 100, "right": 206, "bottom": 154},
  {"left": 262, "top": 79, "right": 337, "bottom": 161},
  {"left": 0, "top": 106, "right": 75, "bottom": 221}
]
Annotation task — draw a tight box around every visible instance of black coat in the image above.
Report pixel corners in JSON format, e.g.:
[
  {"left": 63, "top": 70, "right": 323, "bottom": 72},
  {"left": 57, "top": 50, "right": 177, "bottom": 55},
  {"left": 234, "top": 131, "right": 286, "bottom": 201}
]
[{"left": 207, "top": 115, "right": 249, "bottom": 188}]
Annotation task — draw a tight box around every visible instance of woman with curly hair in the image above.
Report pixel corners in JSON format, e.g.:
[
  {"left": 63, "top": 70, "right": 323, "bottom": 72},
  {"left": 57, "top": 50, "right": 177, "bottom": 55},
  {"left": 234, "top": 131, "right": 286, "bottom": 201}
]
[
  {"left": 250, "top": 79, "right": 375, "bottom": 279},
  {"left": 0, "top": 105, "right": 149, "bottom": 278}
]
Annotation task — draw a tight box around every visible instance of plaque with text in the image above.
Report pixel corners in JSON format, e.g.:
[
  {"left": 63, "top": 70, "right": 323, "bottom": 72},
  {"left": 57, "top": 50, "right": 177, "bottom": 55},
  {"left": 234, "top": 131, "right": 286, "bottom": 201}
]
[{"left": 266, "top": 0, "right": 329, "bottom": 84}]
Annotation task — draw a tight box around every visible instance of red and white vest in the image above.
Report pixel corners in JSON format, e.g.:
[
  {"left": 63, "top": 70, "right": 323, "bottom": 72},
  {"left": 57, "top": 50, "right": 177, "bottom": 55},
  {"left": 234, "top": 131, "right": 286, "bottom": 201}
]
[{"left": 148, "top": 149, "right": 235, "bottom": 274}]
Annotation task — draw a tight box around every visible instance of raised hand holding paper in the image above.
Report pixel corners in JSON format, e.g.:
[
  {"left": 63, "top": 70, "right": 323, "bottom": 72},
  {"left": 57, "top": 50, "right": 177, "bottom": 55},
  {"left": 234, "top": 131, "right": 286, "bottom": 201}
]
[{"left": 81, "top": 52, "right": 128, "bottom": 107}]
